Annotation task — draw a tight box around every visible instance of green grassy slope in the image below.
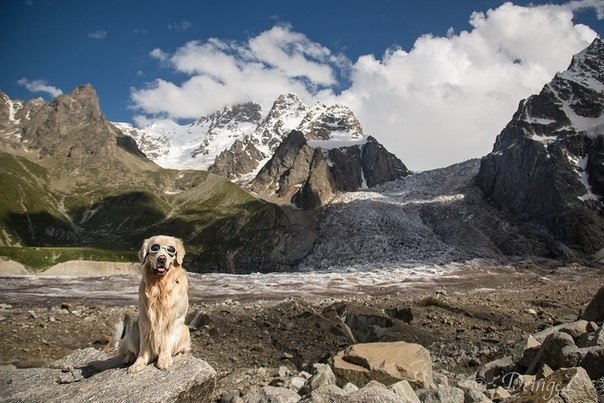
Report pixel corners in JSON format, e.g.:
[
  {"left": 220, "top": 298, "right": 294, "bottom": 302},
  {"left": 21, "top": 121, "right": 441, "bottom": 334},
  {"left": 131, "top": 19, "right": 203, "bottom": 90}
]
[{"left": 0, "top": 151, "right": 316, "bottom": 272}]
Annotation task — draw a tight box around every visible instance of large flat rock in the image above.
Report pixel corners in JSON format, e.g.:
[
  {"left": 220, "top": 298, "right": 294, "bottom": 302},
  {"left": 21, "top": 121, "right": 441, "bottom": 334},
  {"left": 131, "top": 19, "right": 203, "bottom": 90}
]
[
  {"left": 0, "top": 348, "right": 216, "bottom": 402},
  {"left": 333, "top": 341, "right": 433, "bottom": 389}
]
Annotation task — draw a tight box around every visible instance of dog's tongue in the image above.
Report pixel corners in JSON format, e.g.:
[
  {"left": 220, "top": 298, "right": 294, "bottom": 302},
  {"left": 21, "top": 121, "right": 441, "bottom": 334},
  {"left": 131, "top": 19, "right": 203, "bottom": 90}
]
[{"left": 155, "top": 266, "right": 167, "bottom": 275}]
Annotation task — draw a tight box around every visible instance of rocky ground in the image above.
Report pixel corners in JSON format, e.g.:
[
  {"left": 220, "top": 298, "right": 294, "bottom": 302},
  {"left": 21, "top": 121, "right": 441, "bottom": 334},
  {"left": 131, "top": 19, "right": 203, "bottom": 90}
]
[{"left": 0, "top": 261, "right": 602, "bottom": 401}]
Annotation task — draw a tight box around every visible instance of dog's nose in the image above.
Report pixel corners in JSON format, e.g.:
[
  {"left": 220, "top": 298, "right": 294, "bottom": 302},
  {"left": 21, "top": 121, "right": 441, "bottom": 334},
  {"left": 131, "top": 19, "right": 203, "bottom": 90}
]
[{"left": 157, "top": 255, "right": 167, "bottom": 264}]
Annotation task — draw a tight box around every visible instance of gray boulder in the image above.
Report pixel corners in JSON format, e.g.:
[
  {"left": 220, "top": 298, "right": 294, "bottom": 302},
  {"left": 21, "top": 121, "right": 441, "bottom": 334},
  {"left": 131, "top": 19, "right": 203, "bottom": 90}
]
[
  {"left": 583, "top": 286, "right": 604, "bottom": 322},
  {"left": 416, "top": 386, "right": 465, "bottom": 403},
  {"left": 242, "top": 386, "right": 301, "bottom": 403},
  {"left": 0, "top": 347, "right": 216, "bottom": 403},
  {"left": 300, "top": 384, "right": 345, "bottom": 403},
  {"left": 388, "top": 380, "right": 420, "bottom": 402},
  {"left": 476, "top": 355, "right": 515, "bottom": 386},
  {"left": 339, "top": 386, "right": 406, "bottom": 403},
  {"left": 527, "top": 332, "right": 582, "bottom": 372},
  {"left": 508, "top": 367, "right": 597, "bottom": 402},
  {"left": 300, "top": 363, "right": 337, "bottom": 394}
]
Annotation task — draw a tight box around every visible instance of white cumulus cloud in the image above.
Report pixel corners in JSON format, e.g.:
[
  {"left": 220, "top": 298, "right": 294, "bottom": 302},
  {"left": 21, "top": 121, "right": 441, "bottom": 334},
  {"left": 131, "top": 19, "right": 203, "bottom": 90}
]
[
  {"left": 131, "top": 3, "right": 600, "bottom": 171},
  {"left": 131, "top": 25, "right": 340, "bottom": 119},
  {"left": 17, "top": 78, "right": 63, "bottom": 98},
  {"left": 338, "top": 2, "right": 599, "bottom": 170}
]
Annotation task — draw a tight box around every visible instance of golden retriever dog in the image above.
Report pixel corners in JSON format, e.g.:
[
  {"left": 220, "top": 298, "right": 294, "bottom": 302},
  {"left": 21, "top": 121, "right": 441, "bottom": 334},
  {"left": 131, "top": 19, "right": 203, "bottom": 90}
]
[{"left": 117, "top": 235, "right": 190, "bottom": 373}]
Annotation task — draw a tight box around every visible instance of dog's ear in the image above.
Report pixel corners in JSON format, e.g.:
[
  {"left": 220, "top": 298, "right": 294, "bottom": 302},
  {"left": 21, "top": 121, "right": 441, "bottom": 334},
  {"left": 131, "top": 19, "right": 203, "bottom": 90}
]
[
  {"left": 175, "top": 238, "right": 186, "bottom": 266},
  {"left": 138, "top": 238, "right": 151, "bottom": 263}
]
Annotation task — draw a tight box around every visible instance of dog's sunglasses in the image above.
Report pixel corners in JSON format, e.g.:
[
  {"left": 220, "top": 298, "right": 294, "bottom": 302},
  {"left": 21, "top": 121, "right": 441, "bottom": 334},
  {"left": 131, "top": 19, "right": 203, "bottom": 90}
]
[{"left": 149, "top": 244, "right": 176, "bottom": 256}]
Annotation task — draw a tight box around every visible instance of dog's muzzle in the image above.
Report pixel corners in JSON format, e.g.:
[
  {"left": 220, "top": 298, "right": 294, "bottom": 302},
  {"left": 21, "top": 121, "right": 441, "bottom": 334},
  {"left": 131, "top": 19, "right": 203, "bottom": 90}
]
[{"left": 154, "top": 255, "right": 169, "bottom": 276}]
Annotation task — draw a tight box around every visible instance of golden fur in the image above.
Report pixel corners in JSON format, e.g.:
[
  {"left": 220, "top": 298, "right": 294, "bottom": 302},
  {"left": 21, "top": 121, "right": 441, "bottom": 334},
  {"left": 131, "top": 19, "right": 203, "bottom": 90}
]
[{"left": 117, "top": 235, "right": 190, "bottom": 373}]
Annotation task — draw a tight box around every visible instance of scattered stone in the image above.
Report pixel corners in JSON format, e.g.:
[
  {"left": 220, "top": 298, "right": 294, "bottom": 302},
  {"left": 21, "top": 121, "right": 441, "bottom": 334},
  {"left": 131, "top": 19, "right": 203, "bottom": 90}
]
[
  {"left": 416, "top": 386, "right": 464, "bottom": 403},
  {"left": 341, "top": 383, "right": 359, "bottom": 394},
  {"left": 432, "top": 372, "right": 449, "bottom": 387},
  {"left": 517, "top": 335, "right": 542, "bottom": 367},
  {"left": 60, "top": 303, "right": 75, "bottom": 314},
  {"left": 459, "top": 386, "right": 491, "bottom": 403},
  {"left": 483, "top": 386, "right": 510, "bottom": 401},
  {"left": 580, "top": 345, "right": 604, "bottom": 380},
  {"left": 592, "top": 325, "right": 604, "bottom": 347},
  {"left": 242, "top": 386, "right": 301, "bottom": 403},
  {"left": 363, "top": 380, "right": 387, "bottom": 389},
  {"left": 532, "top": 320, "right": 591, "bottom": 343},
  {"left": 285, "top": 376, "right": 307, "bottom": 391},
  {"left": 476, "top": 355, "right": 515, "bottom": 385},
  {"left": 220, "top": 391, "right": 243, "bottom": 403},
  {"left": 300, "top": 384, "right": 345, "bottom": 403},
  {"left": 301, "top": 363, "right": 336, "bottom": 394},
  {"left": 388, "top": 380, "right": 419, "bottom": 402},
  {"left": 509, "top": 367, "right": 597, "bottom": 402},
  {"left": 535, "top": 363, "right": 554, "bottom": 380},
  {"left": 340, "top": 385, "right": 405, "bottom": 403}
]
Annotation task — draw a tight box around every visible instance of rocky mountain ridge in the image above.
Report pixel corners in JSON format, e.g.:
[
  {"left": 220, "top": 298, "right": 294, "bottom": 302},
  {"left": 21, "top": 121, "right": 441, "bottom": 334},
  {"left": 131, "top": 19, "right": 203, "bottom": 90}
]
[
  {"left": 250, "top": 131, "right": 409, "bottom": 209},
  {"left": 116, "top": 93, "right": 369, "bottom": 179},
  {"left": 1, "top": 39, "right": 603, "bottom": 270},
  {"left": 114, "top": 101, "right": 262, "bottom": 170},
  {"left": 0, "top": 85, "right": 316, "bottom": 272},
  {"left": 477, "top": 37, "right": 604, "bottom": 258},
  {"left": 118, "top": 91, "right": 406, "bottom": 208}
]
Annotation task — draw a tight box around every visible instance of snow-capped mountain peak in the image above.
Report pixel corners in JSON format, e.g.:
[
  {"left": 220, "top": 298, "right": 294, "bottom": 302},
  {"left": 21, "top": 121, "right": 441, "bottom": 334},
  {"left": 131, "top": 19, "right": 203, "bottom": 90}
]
[
  {"left": 115, "top": 102, "right": 262, "bottom": 170},
  {"left": 298, "top": 103, "right": 364, "bottom": 140},
  {"left": 249, "top": 93, "right": 309, "bottom": 155},
  {"left": 117, "top": 93, "right": 368, "bottom": 179}
]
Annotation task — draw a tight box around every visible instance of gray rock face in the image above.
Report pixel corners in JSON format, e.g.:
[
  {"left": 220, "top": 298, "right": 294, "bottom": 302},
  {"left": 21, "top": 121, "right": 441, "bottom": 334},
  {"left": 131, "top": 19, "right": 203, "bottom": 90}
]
[
  {"left": 252, "top": 132, "right": 409, "bottom": 209},
  {"left": 210, "top": 139, "right": 265, "bottom": 180},
  {"left": 292, "top": 149, "right": 336, "bottom": 210},
  {"left": 583, "top": 285, "right": 604, "bottom": 322},
  {"left": 3, "top": 84, "right": 151, "bottom": 177},
  {"left": 477, "top": 38, "right": 604, "bottom": 257},
  {"left": 209, "top": 94, "right": 309, "bottom": 179},
  {"left": 361, "top": 136, "right": 410, "bottom": 188},
  {"left": 252, "top": 130, "right": 313, "bottom": 195},
  {"left": 191, "top": 102, "right": 263, "bottom": 160},
  {"left": 0, "top": 347, "right": 216, "bottom": 403}
]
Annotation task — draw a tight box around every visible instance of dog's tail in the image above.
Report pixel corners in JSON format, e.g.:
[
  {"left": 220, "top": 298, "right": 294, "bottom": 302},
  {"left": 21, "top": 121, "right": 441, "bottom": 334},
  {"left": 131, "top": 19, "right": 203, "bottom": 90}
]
[{"left": 112, "top": 309, "right": 136, "bottom": 349}]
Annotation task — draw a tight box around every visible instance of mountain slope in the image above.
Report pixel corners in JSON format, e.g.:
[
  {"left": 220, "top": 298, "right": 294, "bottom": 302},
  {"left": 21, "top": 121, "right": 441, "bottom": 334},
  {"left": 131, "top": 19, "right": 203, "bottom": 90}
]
[
  {"left": 477, "top": 38, "right": 604, "bottom": 257},
  {"left": 0, "top": 86, "right": 315, "bottom": 272},
  {"left": 297, "top": 159, "right": 560, "bottom": 271},
  {"left": 251, "top": 131, "right": 410, "bottom": 209},
  {"left": 115, "top": 102, "right": 262, "bottom": 170},
  {"left": 209, "top": 93, "right": 310, "bottom": 179}
]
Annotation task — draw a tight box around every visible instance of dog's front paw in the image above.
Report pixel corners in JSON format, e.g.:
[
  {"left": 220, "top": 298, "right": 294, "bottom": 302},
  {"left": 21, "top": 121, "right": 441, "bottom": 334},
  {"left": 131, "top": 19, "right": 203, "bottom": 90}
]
[
  {"left": 156, "top": 355, "right": 173, "bottom": 370},
  {"left": 127, "top": 359, "right": 147, "bottom": 374}
]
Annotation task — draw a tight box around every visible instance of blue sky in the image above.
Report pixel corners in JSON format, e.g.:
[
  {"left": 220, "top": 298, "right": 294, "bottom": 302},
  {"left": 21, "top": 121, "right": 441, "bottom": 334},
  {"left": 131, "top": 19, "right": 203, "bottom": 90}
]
[{"left": 1, "top": 0, "right": 603, "bottom": 170}]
